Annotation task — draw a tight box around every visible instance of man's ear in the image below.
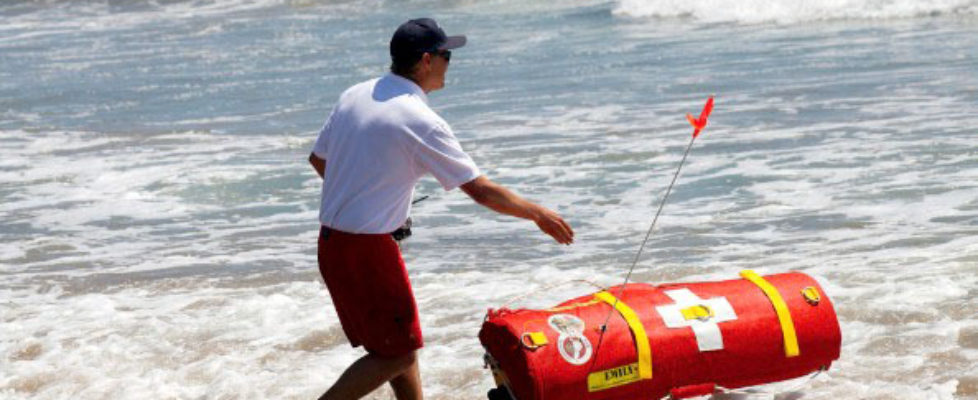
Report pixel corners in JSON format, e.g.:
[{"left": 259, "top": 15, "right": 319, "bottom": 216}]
[{"left": 420, "top": 52, "right": 432, "bottom": 72}]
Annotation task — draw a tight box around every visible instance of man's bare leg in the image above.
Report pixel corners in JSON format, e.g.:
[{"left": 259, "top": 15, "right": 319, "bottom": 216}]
[
  {"left": 319, "top": 351, "right": 418, "bottom": 400},
  {"left": 389, "top": 357, "right": 422, "bottom": 400}
]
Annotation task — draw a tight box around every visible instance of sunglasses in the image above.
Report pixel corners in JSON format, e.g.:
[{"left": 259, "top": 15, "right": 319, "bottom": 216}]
[{"left": 431, "top": 50, "right": 451, "bottom": 63}]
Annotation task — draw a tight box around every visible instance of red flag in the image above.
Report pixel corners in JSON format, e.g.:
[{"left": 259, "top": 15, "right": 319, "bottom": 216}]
[{"left": 686, "top": 96, "right": 714, "bottom": 138}]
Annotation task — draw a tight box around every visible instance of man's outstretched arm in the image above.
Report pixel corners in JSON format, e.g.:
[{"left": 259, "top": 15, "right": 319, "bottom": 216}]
[
  {"left": 309, "top": 153, "right": 325, "bottom": 179},
  {"left": 460, "top": 176, "right": 574, "bottom": 245}
]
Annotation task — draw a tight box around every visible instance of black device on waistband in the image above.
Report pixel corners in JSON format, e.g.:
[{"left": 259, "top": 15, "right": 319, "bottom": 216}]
[
  {"left": 319, "top": 218, "right": 412, "bottom": 242},
  {"left": 391, "top": 217, "right": 412, "bottom": 242}
]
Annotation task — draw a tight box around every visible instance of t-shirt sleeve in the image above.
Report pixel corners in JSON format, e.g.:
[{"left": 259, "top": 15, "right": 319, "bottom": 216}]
[
  {"left": 311, "top": 108, "right": 335, "bottom": 160},
  {"left": 414, "top": 124, "right": 481, "bottom": 191}
]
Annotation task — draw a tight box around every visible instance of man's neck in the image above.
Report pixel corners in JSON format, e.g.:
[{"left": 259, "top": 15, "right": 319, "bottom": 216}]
[{"left": 392, "top": 72, "right": 421, "bottom": 88}]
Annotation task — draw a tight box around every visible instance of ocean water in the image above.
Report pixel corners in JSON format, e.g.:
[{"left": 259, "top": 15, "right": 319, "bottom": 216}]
[{"left": 2, "top": 0, "right": 978, "bottom": 399}]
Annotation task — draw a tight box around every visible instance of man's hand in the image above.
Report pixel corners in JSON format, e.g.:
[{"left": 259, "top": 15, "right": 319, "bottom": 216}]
[
  {"left": 529, "top": 204, "right": 574, "bottom": 245},
  {"left": 461, "top": 176, "right": 574, "bottom": 245}
]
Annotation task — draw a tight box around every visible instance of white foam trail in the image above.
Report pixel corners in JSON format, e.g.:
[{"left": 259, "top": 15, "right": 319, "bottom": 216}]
[
  {"left": 614, "top": 0, "right": 978, "bottom": 24},
  {"left": 0, "top": 0, "right": 372, "bottom": 40}
]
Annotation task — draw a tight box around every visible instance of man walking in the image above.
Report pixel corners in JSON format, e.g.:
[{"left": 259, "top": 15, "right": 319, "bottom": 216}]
[{"left": 309, "top": 18, "right": 574, "bottom": 400}]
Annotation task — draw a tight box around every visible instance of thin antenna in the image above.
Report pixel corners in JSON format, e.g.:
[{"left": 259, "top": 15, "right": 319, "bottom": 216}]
[{"left": 587, "top": 95, "right": 714, "bottom": 373}]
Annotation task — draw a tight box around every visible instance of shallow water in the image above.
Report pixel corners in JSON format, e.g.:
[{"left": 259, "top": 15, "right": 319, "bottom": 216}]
[{"left": 2, "top": 0, "right": 978, "bottom": 399}]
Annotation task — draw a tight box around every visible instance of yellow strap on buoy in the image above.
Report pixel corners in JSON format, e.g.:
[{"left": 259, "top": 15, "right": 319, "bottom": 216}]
[
  {"left": 740, "top": 270, "right": 800, "bottom": 358},
  {"left": 593, "top": 291, "right": 653, "bottom": 379}
]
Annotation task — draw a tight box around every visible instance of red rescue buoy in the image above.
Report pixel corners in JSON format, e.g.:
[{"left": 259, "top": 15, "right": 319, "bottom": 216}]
[{"left": 480, "top": 271, "right": 841, "bottom": 400}]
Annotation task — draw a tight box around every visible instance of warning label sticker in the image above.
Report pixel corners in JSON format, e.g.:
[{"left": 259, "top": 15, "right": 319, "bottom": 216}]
[{"left": 587, "top": 363, "right": 642, "bottom": 392}]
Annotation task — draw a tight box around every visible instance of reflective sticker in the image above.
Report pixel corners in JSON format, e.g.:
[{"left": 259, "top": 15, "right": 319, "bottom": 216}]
[
  {"left": 557, "top": 333, "right": 593, "bottom": 366},
  {"left": 587, "top": 363, "right": 641, "bottom": 392},
  {"left": 548, "top": 314, "right": 585, "bottom": 336},
  {"left": 548, "top": 314, "right": 592, "bottom": 365}
]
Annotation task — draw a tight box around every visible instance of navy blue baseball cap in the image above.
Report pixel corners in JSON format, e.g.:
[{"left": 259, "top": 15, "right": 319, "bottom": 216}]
[{"left": 390, "top": 18, "right": 466, "bottom": 60}]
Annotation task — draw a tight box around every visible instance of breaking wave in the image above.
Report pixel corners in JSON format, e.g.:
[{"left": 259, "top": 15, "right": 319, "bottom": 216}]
[{"left": 614, "top": 0, "right": 978, "bottom": 24}]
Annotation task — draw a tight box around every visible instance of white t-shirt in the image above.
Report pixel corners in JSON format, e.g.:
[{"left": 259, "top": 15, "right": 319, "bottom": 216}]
[{"left": 312, "top": 73, "right": 481, "bottom": 234}]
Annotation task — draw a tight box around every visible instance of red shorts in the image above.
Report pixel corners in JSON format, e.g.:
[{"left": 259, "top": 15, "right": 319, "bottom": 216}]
[{"left": 317, "top": 226, "right": 423, "bottom": 357}]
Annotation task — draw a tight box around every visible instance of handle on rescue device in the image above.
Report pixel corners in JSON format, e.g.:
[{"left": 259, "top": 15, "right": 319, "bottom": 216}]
[
  {"left": 520, "top": 332, "right": 549, "bottom": 350},
  {"left": 667, "top": 383, "right": 716, "bottom": 399}
]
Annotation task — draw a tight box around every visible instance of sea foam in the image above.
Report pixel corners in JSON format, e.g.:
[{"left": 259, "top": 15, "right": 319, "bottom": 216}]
[{"left": 614, "top": 0, "right": 978, "bottom": 24}]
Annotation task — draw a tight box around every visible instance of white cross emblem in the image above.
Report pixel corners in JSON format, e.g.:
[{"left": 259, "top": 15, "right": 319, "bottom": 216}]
[{"left": 655, "top": 288, "right": 737, "bottom": 352}]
